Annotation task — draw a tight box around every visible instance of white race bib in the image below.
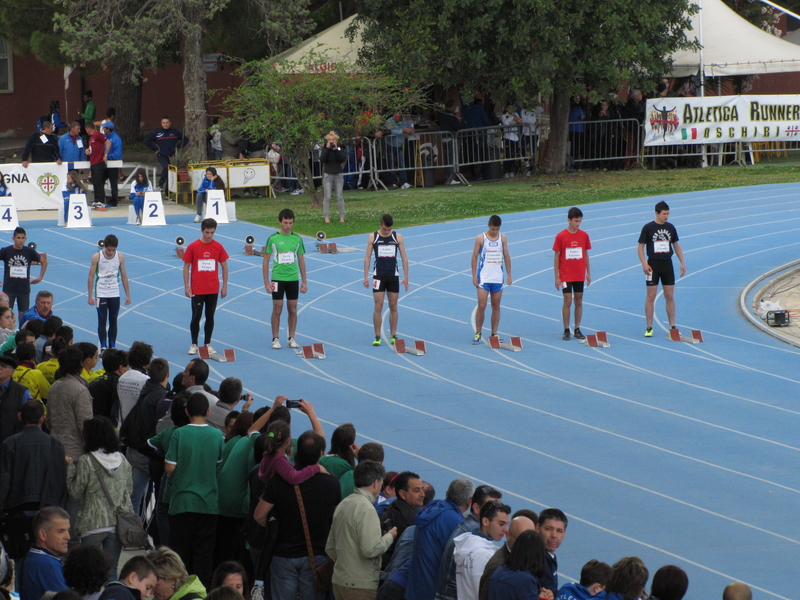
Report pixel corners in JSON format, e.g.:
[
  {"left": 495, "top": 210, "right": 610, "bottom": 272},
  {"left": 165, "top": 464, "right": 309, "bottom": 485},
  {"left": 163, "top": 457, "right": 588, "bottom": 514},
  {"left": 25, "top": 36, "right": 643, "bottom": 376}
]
[
  {"left": 377, "top": 245, "right": 396, "bottom": 258},
  {"left": 198, "top": 259, "right": 215, "bottom": 272},
  {"left": 486, "top": 250, "right": 503, "bottom": 263},
  {"left": 565, "top": 247, "right": 583, "bottom": 260},
  {"left": 654, "top": 240, "right": 670, "bottom": 253},
  {"left": 77, "top": 139, "right": 84, "bottom": 149},
  {"left": 9, "top": 266, "right": 26, "bottom": 279},
  {"left": 372, "top": 279, "right": 381, "bottom": 290},
  {"left": 277, "top": 252, "right": 295, "bottom": 265},
  {"left": 39, "top": 134, "right": 48, "bottom": 144}
]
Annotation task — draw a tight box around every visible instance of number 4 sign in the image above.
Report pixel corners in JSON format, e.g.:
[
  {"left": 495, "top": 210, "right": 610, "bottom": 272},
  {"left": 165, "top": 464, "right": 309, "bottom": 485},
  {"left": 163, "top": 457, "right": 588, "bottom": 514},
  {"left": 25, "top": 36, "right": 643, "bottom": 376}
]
[
  {"left": 0, "top": 196, "right": 19, "bottom": 231},
  {"left": 204, "top": 190, "right": 229, "bottom": 224},
  {"left": 66, "top": 194, "right": 92, "bottom": 228},
  {"left": 142, "top": 191, "right": 167, "bottom": 226}
]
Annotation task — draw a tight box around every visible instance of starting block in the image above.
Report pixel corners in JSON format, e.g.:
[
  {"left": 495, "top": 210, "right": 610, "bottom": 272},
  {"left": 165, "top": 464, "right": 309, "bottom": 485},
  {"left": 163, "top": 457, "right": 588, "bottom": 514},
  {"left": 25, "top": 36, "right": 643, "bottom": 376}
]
[
  {"left": 584, "top": 331, "right": 610, "bottom": 348},
  {"left": 198, "top": 346, "right": 235, "bottom": 362},
  {"left": 668, "top": 328, "right": 704, "bottom": 344},
  {"left": 318, "top": 243, "right": 338, "bottom": 254},
  {"left": 300, "top": 343, "right": 326, "bottom": 359},
  {"left": 244, "top": 236, "right": 265, "bottom": 257},
  {"left": 394, "top": 339, "right": 426, "bottom": 356},
  {"left": 488, "top": 336, "right": 523, "bottom": 352}
]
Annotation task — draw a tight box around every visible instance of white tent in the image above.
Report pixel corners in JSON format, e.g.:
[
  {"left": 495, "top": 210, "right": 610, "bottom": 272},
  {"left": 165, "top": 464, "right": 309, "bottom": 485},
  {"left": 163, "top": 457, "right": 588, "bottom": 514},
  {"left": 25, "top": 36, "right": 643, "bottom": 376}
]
[
  {"left": 270, "top": 14, "right": 362, "bottom": 69},
  {"left": 669, "top": 0, "right": 800, "bottom": 76}
]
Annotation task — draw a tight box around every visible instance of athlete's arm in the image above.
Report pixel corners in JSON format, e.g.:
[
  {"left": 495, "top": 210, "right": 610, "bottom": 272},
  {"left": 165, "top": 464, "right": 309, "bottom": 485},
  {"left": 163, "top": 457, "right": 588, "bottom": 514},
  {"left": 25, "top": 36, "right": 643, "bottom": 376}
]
[
  {"left": 585, "top": 250, "right": 591, "bottom": 287},
  {"left": 502, "top": 234, "right": 512, "bottom": 285},
  {"left": 87, "top": 253, "right": 99, "bottom": 305},
  {"left": 637, "top": 243, "right": 652, "bottom": 275},
  {"left": 220, "top": 260, "right": 228, "bottom": 298},
  {"left": 298, "top": 254, "right": 307, "bottom": 294},
  {"left": 471, "top": 235, "right": 482, "bottom": 287},
  {"left": 119, "top": 254, "right": 131, "bottom": 305},
  {"left": 363, "top": 233, "right": 374, "bottom": 288},
  {"left": 673, "top": 241, "right": 686, "bottom": 277},
  {"left": 397, "top": 233, "right": 409, "bottom": 292},
  {"left": 31, "top": 253, "right": 47, "bottom": 285},
  {"left": 262, "top": 251, "right": 272, "bottom": 292},
  {"left": 183, "top": 262, "right": 192, "bottom": 298},
  {"left": 553, "top": 250, "right": 561, "bottom": 290}
]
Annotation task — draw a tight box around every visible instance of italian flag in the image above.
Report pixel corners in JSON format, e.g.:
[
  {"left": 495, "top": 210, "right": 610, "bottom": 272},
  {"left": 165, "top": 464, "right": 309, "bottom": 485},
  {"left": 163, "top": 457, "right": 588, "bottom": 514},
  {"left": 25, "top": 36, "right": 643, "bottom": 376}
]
[{"left": 681, "top": 128, "right": 698, "bottom": 140}]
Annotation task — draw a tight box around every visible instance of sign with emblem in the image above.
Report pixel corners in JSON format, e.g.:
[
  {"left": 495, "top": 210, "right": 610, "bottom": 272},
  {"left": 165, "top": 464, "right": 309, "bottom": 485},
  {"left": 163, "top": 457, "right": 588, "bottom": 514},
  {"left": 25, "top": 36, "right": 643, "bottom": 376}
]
[{"left": 2, "top": 163, "right": 65, "bottom": 210}]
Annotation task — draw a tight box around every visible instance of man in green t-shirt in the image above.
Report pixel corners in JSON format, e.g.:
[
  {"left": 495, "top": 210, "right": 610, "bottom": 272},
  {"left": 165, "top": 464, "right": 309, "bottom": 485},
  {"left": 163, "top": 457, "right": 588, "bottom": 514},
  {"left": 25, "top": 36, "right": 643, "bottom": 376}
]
[
  {"left": 263, "top": 208, "right": 307, "bottom": 350},
  {"left": 164, "top": 392, "right": 223, "bottom": 587}
]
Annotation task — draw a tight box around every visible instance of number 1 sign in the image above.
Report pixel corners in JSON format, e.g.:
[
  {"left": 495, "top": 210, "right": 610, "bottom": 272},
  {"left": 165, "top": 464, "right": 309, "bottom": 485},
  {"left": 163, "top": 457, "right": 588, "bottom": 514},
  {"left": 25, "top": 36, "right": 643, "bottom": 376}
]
[{"left": 204, "top": 189, "right": 229, "bottom": 224}]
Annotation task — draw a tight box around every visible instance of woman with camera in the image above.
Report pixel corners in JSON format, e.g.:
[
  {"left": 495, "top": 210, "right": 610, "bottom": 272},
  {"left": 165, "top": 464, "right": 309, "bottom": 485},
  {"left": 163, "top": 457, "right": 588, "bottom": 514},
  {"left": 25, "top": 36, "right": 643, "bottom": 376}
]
[{"left": 320, "top": 131, "right": 348, "bottom": 224}]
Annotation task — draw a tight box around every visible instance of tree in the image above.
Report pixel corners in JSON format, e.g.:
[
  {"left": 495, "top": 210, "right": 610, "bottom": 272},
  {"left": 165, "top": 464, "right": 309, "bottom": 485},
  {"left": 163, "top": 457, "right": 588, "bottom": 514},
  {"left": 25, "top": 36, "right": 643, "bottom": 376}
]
[
  {"left": 220, "top": 51, "right": 429, "bottom": 206},
  {"left": 56, "top": 0, "right": 312, "bottom": 161},
  {"left": 354, "top": 0, "right": 698, "bottom": 173}
]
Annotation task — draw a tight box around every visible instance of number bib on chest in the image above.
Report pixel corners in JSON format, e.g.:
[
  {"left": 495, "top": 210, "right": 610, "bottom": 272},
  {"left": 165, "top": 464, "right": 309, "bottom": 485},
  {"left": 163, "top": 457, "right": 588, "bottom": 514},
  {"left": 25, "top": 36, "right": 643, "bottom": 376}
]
[
  {"left": 377, "top": 245, "right": 396, "bottom": 258},
  {"left": 277, "top": 252, "right": 295, "bottom": 265},
  {"left": 565, "top": 247, "right": 583, "bottom": 260},
  {"left": 9, "top": 266, "right": 26, "bottom": 279},
  {"left": 654, "top": 240, "right": 670, "bottom": 253},
  {"left": 198, "top": 259, "right": 215, "bottom": 272}
]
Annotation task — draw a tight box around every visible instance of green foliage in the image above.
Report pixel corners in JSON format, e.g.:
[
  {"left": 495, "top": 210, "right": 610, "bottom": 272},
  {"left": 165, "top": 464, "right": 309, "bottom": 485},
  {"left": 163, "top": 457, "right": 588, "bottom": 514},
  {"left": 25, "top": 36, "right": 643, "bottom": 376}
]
[{"left": 0, "top": 0, "right": 68, "bottom": 65}]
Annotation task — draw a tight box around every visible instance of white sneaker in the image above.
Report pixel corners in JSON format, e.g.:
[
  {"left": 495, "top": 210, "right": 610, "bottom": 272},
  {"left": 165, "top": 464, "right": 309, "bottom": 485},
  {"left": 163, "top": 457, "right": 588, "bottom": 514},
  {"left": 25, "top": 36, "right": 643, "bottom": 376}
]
[
  {"left": 188, "top": 344, "right": 199, "bottom": 355},
  {"left": 205, "top": 344, "right": 216, "bottom": 355},
  {"left": 193, "top": 215, "right": 202, "bottom": 222},
  {"left": 288, "top": 337, "right": 299, "bottom": 349},
  {"left": 401, "top": 182, "right": 412, "bottom": 189},
  {"left": 449, "top": 180, "right": 461, "bottom": 185},
  {"left": 272, "top": 337, "right": 281, "bottom": 349}
]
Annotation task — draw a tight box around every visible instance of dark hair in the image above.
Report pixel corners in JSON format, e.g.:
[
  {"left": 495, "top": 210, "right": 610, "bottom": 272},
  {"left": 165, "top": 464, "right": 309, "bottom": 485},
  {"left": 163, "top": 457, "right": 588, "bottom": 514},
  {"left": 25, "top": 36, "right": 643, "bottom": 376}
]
[
  {"left": 353, "top": 459, "right": 385, "bottom": 488},
  {"left": 15, "top": 329, "right": 35, "bottom": 346},
  {"left": 187, "top": 392, "right": 209, "bottom": 417},
  {"left": 224, "top": 410, "right": 240, "bottom": 430},
  {"left": 53, "top": 325, "right": 72, "bottom": 343},
  {"left": 148, "top": 358, "right": 170, "bottom": 383},
  {"left": 219, "top": 377, "right": 243, "bottom": 405},
  {"left": 505, "top": 529, "right": 546, "bottom": 577},
  {"left": 423, "top": 481, "right": 436, "bottom": 505},
  {"left": 52, "top": 590, "right": 85, "bottom": 600},
  {"left": 512, "top": 508, "right": 539, "bottom": 525},
  {"left": 119, "top": 555, "right": 158, "bottom": 582},
  {"left": 225, "top": 411, "right": 253, "bottom": 442},
  {"left": 187, "top": 358, "right": 209, "bottom": 385},
  {"left": 295, "top": 430, "right": 325, "bottom": 468},
  {"left": 22, "top": 320, "right": 44, "bottom": 338},
  {"left": 206, "top": 167, "right": 225, "bottom": 190},
  {"left": 606, "top": 557, "right": 649, "bottom": 600},
  {"left": 488, "top": 215, "right": 502, "bottom": 227},
  {"left": 85, "top": 90, "right": 93, "bottom": 98},
  {"left": 567, "top": 207, "right": 583, "bottom": 220},
  {"left": 650, "top": 565, "right": 688, "bottom": 600},
  {"left": 128, "top": 341, "right": 153, "bottom": 371},
  {"left": 42, "top": 316, "right": 63, "bottom": 337},
  {"left": 655, "top": 201, "right": 670, "bottom": 213},
  {"left": 278, "top": 208, "right": 295, "bottom": 222},
  {"left": 82, "top": 416, "right": 120, "bottom": 453},
  {"left": 101, "top": 348, "right": 128, "bottom": 373},
  {"left": 76, "top": 342, "right": 98, "bottom": 364},
  {"left": 134, "top": 168, "right": 150, "bottom": 187},
  {"left": 211, "top": 561, "right": 250, "bottom": 600},
  {"left": 106, "top": 107, "right": 116, "bottom": 118},
  {"left": 55, "top": 346, "right": 84, "bottom": 379},
  {"left": 473, "top": 484, "right": 502, "bottom": 509},
  {"left": 206, "top": 588, "right": 244, "bottom": 600},
  {"left": 268, "top": 405, "right": 291, "bottom": 425},
  {"left": 170, "top": 392, "right": 191, "bottom": 427},
  {"left": 20, "top": 399, "right": 44, "bottom": 424},
  {"left": 103, "top": 234, "right": 119, "bottom": 248},
  {"left": 394, "top": 471, "right": 420, "bottom": 494},
  {"left": 382, "top": 471, "right": 397, "bottom": 491},
  {"left": 13, "top": 226, "right": 25, "bottom": 237},
  {"left": 357, "top": 442, "right": 384, "bottom": 463},
  {"left": 479, "top": 500, "right": 511, "bottom": 524},
  {"left": 161, "top": 115, "right": 170, "bottom": 120},
  {"left": 45, "top": 335, "right": 69, "bottom": 360},
  {"left": 580, "top": 559, "right": 613, "bottom": 588},
  {"left": 380, "top": 214, "right": 393, "bottom": 228},
  {"left": 15, "top": 342, "right": 36, "bottom": 363},
  {"left": 201, "top": 218, "right": 218, "bottom": 231},
  {"left": 63, "top": 544, "right": 112, "bottom": 595},
  {"left": 329, "top": 423, "right": 356, "bottom": 467},
  {"left": 264, "top": 420, "right": 290, "bottom": 454},
  {"left": 538, "top": 508, "right": 568, "bottom": 529}
]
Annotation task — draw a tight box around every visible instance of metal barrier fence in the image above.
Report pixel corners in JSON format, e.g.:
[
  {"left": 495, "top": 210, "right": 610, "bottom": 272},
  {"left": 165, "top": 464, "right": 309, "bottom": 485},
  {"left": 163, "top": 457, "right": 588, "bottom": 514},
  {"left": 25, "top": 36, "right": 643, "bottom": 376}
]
[{"left": 566, "top": 118, "right": 642, "bottom": 169}]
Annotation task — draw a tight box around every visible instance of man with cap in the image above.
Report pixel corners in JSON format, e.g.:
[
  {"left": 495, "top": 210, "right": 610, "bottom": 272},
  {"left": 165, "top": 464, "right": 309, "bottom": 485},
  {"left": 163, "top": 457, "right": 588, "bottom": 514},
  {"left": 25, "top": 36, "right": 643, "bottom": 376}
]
[
  {"left": 0, "top": 354, "right": 31, "bottom": 446},
  {"left": 101, "top": 120, "right": 123, "bottom": 207}
]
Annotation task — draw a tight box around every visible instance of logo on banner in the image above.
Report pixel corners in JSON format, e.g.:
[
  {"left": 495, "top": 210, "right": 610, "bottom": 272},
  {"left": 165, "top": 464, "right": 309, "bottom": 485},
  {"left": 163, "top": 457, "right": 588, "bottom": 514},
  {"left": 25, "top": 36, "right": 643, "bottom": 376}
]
[
  {"left": 37, "top": 173, "right": 59, "bottom": 196},
  {"left": 649, "top": 105, "right": 679, "bottom": 141},
  {"left": 787, "top": 126, "right": 800, "bottom": 137}
]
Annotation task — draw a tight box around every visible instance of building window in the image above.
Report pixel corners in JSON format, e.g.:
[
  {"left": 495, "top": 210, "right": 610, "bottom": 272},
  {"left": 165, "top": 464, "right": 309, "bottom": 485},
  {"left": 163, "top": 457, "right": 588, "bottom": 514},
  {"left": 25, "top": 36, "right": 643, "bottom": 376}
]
[{"left": 0, "top": 39, "right": 13, "bottom": 93}]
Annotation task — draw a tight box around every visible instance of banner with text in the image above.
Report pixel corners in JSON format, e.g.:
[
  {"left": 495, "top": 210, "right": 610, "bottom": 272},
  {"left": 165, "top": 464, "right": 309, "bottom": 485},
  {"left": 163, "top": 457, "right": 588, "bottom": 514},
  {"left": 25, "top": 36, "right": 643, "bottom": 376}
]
[
  {"left": 644, "top": 95, "right": 800, "bottom": 146},
  {"left": 3, "top": 163, "right": 67, "bottom": 210}
]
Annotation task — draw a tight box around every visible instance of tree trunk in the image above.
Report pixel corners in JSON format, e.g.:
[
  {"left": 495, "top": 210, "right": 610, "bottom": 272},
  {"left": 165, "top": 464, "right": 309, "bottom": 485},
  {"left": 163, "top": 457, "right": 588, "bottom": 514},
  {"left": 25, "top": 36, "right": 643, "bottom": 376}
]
[
  {"left": 108, "top": 60, "right": 143, "bottom": 144},
  {"left": 180, "top": 11, "right": 208, "bottom": 163},
  {"left": 289, "top": 149, "right": 321, "bottom": 208},
  {"left": 543, "top": 89, "right": 571, "bottom": 174}
]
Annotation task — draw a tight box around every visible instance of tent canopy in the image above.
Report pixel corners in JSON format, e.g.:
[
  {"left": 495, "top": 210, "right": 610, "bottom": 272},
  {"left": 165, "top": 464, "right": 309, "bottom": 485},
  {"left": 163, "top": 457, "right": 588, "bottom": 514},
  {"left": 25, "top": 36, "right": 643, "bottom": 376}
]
[
  {"left": 270, "top": 15, "right": 362, "bottom": 71},
  {"left": 669, "top": 0, "right": 800, "bottom": 76}
]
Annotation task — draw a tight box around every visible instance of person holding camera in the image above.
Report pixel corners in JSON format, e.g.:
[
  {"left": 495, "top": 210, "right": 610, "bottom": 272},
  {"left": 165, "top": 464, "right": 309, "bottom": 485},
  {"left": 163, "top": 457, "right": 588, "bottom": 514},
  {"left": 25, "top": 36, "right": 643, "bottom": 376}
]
[
  {"left": 320, "top": 131, "right": 348, "bottom": 223},
  {"left": 207, "top": 376, "right": 253, "bottom": 432}
]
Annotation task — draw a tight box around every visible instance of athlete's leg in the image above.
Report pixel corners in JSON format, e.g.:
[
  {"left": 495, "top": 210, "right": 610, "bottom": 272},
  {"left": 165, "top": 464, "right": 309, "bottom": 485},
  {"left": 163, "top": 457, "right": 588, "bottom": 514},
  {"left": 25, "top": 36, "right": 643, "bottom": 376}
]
[
  {"left": 490, "top": 290, "right": 503, "bottom": 334},
  {"left": 106, "top": 297, "right": 121, "bottom": 348},
  {"left": 286, "top": 299, "right": 298, "bottom": 338},
  {"left": 372, "top": 290, "right": 385, "bottom": 336},
  {"left": 475, "top": 287, "right": 489, "bottom": 333},
  {"left": 644, "top": 285, "right": 658, "bottom": 328},
  {"left": 96, "top": 299, "right": 109, "bottom": 348},
  {"left": 203, "top": 294, "right": 218, "bottom": 345},
  {"left": 387, "top": 291, "right": 399, "bottom": 337},
  {"left": 190, "top": 296, "right": 204, "bottom": 345},
  {"left": 663, "top": 284, "right": 676, "bottom": 327},
  {"left": 561, "top": 292, "right": 573, "bottom": 329},
  {"left": 573, "top": 292, "right": 584, "bottom": 328},
  {"left": 271, "top": 299, "right": 284, "bottom": 339}
]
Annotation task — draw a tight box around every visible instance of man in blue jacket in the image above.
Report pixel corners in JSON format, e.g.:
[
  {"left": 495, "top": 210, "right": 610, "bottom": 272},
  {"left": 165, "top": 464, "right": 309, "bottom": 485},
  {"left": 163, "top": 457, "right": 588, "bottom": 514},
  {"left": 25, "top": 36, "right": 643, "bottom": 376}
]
[
  {"left": 144, "top": 117, "right": 189, "bottom": 192},
  {"left": 58, "top": 122, "right": 85, "bottom": 168},
  {"left": 538, "top": 507, "right": 569, "bottom": 595},
  {"left": 18, "top": 506, "right": 70, "bottom": 600},
  {"left": 405, "top": 478, "right": 474, "bottom": 600},
  {"left": 101, "top": 121, "right": 123, "bottom": 207},
  {"left": 555, "top": 559, "right": 611, "bottom": 600}
]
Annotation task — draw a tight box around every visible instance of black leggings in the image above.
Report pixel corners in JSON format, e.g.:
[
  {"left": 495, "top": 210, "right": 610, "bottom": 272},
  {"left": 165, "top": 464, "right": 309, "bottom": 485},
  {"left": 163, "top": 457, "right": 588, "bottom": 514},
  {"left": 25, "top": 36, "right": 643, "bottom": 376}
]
[
  {"left": 96, "top": 296, "right": 120, "bottom": 348},
  {"left": 190, "top": 294, "right": 218, "bottom": 346}
]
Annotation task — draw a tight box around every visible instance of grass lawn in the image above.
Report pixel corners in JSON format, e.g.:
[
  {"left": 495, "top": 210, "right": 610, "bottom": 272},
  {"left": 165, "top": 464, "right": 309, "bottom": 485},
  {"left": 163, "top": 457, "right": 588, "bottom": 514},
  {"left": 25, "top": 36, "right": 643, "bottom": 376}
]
[{"left": 232, "top": 161, "right": 800, "bottom": 237}]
